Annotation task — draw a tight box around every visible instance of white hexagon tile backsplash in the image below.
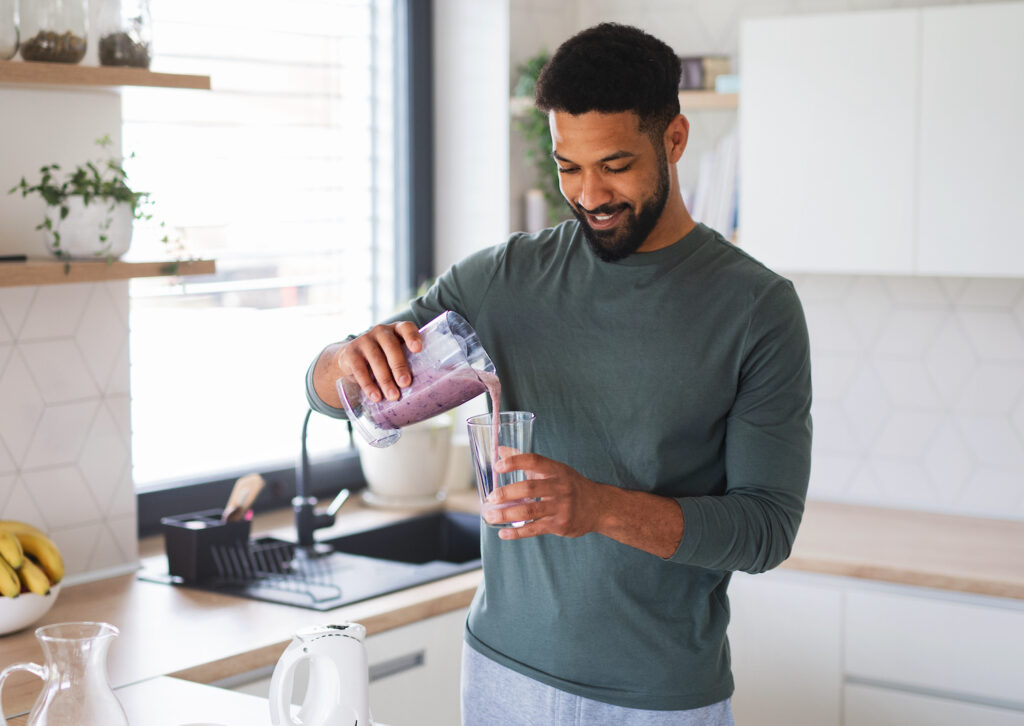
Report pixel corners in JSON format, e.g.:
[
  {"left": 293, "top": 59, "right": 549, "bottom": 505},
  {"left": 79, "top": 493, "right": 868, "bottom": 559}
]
[
  {"left": 792, "top": 273, "right": 1024, "bottom": 521},
  {"left": 0, "top": 281, "right": 137, "bottom": 581}
]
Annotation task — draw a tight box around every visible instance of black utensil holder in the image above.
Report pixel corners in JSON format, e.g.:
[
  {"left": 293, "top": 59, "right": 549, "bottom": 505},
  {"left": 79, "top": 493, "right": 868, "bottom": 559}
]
[{"left": 161, "top": 509, "right": 251, "bottom": 582}]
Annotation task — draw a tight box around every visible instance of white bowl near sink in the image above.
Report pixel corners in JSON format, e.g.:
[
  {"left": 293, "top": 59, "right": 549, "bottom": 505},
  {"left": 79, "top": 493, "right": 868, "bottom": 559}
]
[{"left": 354, "top": 414, "right": 453, "bottom": 509}]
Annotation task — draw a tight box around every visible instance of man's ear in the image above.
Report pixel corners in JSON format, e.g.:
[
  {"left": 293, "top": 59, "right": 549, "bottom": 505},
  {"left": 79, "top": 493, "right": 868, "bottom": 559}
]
[{"left": 665, "top": 114, "right": 689, "bottom": 164}]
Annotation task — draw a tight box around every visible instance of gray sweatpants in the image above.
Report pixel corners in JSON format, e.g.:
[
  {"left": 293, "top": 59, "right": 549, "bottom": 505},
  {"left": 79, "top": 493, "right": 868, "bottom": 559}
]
[{"left": 461, "top": 644, "right": 735, "bottom": 726}]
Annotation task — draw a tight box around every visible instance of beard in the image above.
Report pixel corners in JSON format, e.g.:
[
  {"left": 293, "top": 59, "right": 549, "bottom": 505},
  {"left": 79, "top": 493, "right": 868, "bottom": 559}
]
[{"left": 568, "top": 157, "right": 671, "bottom": 263}]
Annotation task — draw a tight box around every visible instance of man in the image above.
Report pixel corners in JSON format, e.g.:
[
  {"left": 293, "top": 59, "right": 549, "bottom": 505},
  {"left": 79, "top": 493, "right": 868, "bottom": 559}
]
[{"left": 308, "top": 23, "right": 811, "bottom": 726}]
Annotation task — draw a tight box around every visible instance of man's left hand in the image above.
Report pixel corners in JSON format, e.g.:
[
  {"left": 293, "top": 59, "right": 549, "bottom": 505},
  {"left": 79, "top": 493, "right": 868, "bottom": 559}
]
[
  {"left": 483, "top": 453, "right": 610, "bottom": 539},
  {"left": 482, "top": 453, "right": 685, "bottom": 557}
]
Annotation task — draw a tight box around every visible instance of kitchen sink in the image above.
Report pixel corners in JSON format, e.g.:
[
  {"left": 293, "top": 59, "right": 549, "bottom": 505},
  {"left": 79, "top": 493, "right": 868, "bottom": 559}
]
[
  {"left": 325, "top": 509, "right": 481, "bottom": 565},
  {"left": 139, "top": 510, "right": 482, "bottom": 611}
]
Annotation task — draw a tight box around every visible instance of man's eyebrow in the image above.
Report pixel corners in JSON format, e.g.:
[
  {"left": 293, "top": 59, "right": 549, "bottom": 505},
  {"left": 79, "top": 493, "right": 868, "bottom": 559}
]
[{"left": 551, "top": 150, "right": 637, "bottom": 164}]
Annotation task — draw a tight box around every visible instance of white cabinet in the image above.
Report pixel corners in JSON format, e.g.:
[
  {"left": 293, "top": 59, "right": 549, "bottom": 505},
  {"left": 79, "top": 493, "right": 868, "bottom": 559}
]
[
  {"left": 366, "top": 607, "right": 468, "bottom": 726},
  {"left": 916, "top": 2, "right": 1024, "bottom": 276},
  {"left": 845, "top": 683, "right": 1024, "bottom": 726},
  {"left": 728, "top": 573, "right": 1024, "bottom": 726},
  {"left": 844, "top": 588, "right": 1024, "bottom": 704},
  {"left": 740, "top": 2, "right": 1024, "bottom": 277},
  {"left": 728, "top": 571, "right": 842, "bottom": 726},
  {"left": 739, "top": 10, "right": 919, "bottom": 274}
]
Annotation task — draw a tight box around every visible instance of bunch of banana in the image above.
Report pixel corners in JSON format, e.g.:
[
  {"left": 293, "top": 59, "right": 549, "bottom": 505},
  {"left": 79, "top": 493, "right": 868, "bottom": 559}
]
[{"left": 0, "top": 521, "right": 65, "bottom": 598}]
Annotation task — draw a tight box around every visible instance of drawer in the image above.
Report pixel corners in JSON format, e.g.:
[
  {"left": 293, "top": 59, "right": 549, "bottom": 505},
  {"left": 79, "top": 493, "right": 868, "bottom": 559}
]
[
  {"left": 845, "top": 588, "right": 1024, "bottom": 704},
  {"left": 845, "top": 683, "right": 1024, "bottom": 726}
]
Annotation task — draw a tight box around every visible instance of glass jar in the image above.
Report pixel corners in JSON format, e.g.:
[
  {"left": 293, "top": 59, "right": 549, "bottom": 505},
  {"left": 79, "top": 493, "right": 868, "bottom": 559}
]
[
  {"left": 1, "top": 0, "right": 19, "bottom": 60},
  {"left": 97, "top": 0, "right": 150, "bottom": 68},
  {"left": 19, "top": 0, "right": 87, "bottom": 64}
]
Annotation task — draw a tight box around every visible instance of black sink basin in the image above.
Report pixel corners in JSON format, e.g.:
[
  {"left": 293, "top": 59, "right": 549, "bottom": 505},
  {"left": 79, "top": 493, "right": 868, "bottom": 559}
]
[{"left": 326, "top": 510, "right": 481, "bottom": 564}]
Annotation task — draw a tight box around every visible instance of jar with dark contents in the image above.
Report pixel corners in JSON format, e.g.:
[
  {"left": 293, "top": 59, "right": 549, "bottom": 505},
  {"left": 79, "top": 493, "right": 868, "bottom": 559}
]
[
  {"left": 19, "top": 0, "right": 87, "bottom": 64},
  {"left": 97, "top": 0, "right": 150, "bottom": 68},
  {"left": 1, "top": 0, "right": 20, "bottom": 60}
]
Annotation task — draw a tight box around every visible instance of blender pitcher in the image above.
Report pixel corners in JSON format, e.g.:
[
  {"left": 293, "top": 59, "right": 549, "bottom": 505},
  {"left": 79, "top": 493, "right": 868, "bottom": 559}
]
[
  {"left": 0, "top": 621, "right": 128, "bottom": 726},
  {"left": 338, "top": 310, "right": 497, "bottom": 447}
]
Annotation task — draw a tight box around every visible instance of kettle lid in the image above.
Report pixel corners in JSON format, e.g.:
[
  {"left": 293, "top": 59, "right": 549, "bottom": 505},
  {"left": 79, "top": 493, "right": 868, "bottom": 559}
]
[{"left": 294, "top": 622, "right": 367, "bottom": 644}]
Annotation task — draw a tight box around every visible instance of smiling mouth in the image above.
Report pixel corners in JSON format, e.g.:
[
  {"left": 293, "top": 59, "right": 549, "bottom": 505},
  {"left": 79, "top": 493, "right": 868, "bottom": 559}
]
[{"left": 583, "top": 206, "right": 627, "bottom": 230}]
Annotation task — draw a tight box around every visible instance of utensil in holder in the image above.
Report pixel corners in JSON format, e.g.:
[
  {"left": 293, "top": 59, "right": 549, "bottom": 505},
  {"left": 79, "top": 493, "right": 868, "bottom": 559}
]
[{"left": 161, "top": 509, "right": 251, "bottom": 582}]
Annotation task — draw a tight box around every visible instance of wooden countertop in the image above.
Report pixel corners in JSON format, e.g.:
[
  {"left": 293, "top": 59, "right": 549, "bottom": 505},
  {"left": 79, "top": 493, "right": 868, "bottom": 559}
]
[
  {"left": 1, "top": 495, "right": 1022, "bottom": 721},
  {"left": 785, "top": 500, "right": 1024, "bottom": 600}
]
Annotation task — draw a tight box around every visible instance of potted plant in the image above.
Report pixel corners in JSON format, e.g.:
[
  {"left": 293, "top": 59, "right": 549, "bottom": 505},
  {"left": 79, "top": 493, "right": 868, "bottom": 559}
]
[
  {"left": 512, "top": 51, "right": 566, "bottom": 230},
  {"left": 8, "top": 134, "right": 162, "bottom": 261}
]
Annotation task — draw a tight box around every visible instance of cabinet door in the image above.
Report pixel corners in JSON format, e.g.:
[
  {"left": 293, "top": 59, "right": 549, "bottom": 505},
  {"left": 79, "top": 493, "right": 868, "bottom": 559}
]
[
  {"left": 844, "top": 588, "right": 1024, "bottom": 705},
  {"left": 366, "top": 607, "right": 468, "bottom": 726},
  {"left": 739, "top": 11, "right": 918, "bottom": 273},
  {"left": 916, "top": 2, "right": 1024, "bottom": 276},
  {"left": 846, "top": 683, "right": 1024, "bottom": 726},
  {"left": 727, "top": 571, "right": 842, "bottom": 726}
]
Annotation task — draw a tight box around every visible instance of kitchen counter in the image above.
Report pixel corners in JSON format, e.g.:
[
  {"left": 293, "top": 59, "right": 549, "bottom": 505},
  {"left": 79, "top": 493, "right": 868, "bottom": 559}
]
[
  {"left": 2, "top": 495, "right": 1022, "bottom": 721},
  {"left": 6, "top": 677, "right": 275, "bottom": 726}
]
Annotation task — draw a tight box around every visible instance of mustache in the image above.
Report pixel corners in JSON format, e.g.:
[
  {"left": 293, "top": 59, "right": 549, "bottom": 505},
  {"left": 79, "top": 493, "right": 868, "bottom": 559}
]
[{"left": 575, "top": 201, "right": 630, "bottom": 216}]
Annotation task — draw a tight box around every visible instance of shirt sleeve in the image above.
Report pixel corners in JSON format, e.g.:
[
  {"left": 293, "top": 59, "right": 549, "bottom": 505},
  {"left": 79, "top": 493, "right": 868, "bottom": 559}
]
[
  {"left": 303, "top": 241, "right": 508, "bottom": 417},
  {"left": 668, "top": 278, "right": 813, "bottom": 573}
]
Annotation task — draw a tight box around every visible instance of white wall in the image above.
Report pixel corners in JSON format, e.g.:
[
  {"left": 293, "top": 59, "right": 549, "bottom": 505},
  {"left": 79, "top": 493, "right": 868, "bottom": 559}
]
[
  {"left": 433, "top": 0, "right": 510, "bottom": 272},
  {"left": 507, "top": 0, "right": 1024, "bottom": 521},
  {"left": 0, "top": 86, "right": 138, "bottom": 579}
]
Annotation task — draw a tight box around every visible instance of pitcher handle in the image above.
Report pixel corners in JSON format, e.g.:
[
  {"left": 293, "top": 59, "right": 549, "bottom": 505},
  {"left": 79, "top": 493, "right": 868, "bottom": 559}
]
[{"left": 0, "top": 662, "right": 47, "bottom": 717}]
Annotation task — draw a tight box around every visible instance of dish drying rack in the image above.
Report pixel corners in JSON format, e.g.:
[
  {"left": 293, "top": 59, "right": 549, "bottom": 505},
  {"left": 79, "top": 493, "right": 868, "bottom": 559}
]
[{"left": 209, "top": 537, "right": 344, "bottom": 606}]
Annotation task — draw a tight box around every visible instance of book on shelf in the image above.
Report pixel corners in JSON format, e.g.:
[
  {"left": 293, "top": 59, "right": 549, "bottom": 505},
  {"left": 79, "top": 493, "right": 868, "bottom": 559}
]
[{"left": 678, "top": 55, "right": 732, "bottom": 91}]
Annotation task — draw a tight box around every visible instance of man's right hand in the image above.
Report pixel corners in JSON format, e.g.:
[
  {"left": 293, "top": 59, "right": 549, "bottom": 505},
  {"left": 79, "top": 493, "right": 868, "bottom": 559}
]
[{"left": 337, "top": 321, "right": 423, "bottom": 403}]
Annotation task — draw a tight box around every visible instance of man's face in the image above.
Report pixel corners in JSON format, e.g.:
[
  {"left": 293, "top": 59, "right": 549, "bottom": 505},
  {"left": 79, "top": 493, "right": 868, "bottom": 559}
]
[{"left": 549, "top": 111, "right": 670, "bottom": 262}]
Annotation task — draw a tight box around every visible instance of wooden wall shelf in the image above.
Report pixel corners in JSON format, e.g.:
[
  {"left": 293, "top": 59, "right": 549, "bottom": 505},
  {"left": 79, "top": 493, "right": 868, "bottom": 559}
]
[
  {"left": 0, "top": 258, "right": 216, "bottom": 287},
  {"left": 0, "top": 60, "right": 210, "bottom": 90},
  {"left": 510, "top": 90, "right": 738, "bottom": 116}
]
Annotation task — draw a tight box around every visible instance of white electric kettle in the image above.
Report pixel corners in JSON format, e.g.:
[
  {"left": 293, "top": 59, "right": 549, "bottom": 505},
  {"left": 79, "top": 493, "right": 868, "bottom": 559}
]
[{"left": 269, "top": 622, "right": 375, "bottom": 726}]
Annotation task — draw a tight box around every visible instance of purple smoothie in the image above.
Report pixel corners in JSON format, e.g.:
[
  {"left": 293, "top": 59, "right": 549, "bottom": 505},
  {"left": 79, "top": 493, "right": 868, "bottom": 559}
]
[{"left": 365, "top": 366, "right": 494, "bottom": 428}]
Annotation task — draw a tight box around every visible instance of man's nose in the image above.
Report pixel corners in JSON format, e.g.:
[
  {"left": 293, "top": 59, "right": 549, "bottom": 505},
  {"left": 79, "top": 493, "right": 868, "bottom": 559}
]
[{"left": 577, "top": 170, "right": 613, "bottom": 211}]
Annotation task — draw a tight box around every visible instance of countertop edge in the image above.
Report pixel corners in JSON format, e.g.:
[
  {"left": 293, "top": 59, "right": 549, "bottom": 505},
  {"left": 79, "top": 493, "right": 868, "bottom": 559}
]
[{"left": 168, "top": 569, "right": 481, "bottom": 684}]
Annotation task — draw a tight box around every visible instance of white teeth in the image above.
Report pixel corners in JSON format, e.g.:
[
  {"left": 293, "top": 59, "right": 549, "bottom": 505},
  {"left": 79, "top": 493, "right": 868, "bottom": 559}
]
[{"left": 593, "top": 214, "right": 614, "bottom": 221}]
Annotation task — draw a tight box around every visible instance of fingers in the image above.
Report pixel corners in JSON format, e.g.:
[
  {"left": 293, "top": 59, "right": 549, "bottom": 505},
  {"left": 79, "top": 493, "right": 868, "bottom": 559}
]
[
  {"left": 342, "top": 322, "right": 418, "bottom": 403},
  {"left": 394, "top": 320, "right": 422, "bottom": 354}
]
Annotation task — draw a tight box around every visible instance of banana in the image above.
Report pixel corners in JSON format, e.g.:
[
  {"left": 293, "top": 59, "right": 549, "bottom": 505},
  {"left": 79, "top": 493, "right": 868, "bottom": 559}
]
[
  {"left": 15, "top": 531, "right": 64, "bottom": 585},
  {"left": 18, "top": 557, "right": 50, "bottom": 596},
  {"left": 0, "top": 555, "right": 19, "bottom": 598},
  {"left": 0, "top": 520, "right": 48, "bottom": 539},
  {"left": 0, "top": 526, "right": 24, "bottom": 570}
]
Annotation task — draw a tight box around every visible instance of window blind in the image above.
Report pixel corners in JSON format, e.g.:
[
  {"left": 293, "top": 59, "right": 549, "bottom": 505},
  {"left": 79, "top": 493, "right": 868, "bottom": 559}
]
[{"left": 124, "top": 0, "right": 399, "bottom": 488}]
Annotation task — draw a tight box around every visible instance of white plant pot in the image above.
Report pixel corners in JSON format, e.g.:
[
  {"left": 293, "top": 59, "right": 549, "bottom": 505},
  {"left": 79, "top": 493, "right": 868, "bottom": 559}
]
[
  {"left": 44, "top": 196, "right": 134, "bottom": 260},
  {"left": 354, "top": 414, "right": 453, "bottom": 508}
]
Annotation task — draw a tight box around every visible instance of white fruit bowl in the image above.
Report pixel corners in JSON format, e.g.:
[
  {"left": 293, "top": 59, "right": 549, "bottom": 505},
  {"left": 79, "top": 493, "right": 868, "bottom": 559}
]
[{"left": 0, "top": 583, "right": 61, "bottom": 636}]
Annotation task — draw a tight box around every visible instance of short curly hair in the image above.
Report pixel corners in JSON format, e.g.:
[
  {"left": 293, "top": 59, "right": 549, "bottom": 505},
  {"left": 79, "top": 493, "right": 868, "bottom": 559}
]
[{"left": 535, "top": 23, "right": 682, "bottom": 142}]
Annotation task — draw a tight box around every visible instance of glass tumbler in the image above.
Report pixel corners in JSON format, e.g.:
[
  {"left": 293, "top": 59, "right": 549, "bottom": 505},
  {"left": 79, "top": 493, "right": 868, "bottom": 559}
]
[{"left": 467, "top": 411, "right": 535, "bottom": 528}]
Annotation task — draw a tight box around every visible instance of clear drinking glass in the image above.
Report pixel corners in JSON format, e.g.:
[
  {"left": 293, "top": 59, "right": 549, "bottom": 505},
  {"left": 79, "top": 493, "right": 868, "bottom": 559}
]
[
  {"left": 0, "top": 621, "right": 129, "bottom": 726},
  {"left": 338, "top": 310, "right": 498, "bottom": 448},
  {"left": 467, "top": 411, "right": 535, "bottom": 528},
  {"left": 18, "top": 0, "right": 87, "bottom": 63}
]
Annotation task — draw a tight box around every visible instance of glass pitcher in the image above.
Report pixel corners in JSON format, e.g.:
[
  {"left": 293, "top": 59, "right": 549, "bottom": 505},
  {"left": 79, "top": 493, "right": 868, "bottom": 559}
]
[
  {"left": 0, "top": 621, "right": 128, "bottom": 726},
  {"left": 337, "top": 310, "right": 498, "bottom": 448}
]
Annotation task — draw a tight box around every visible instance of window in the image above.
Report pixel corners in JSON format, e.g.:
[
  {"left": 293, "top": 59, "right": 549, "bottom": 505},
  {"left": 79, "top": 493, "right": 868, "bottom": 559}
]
[{"left": 124, "top": 0, "right": 413, "bottom": 493}]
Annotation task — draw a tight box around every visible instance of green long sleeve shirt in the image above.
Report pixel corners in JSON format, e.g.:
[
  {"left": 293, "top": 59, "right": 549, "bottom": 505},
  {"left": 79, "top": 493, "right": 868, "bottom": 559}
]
[{"left": 308, "top": 221, "right": 812, "bottom": 710}]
